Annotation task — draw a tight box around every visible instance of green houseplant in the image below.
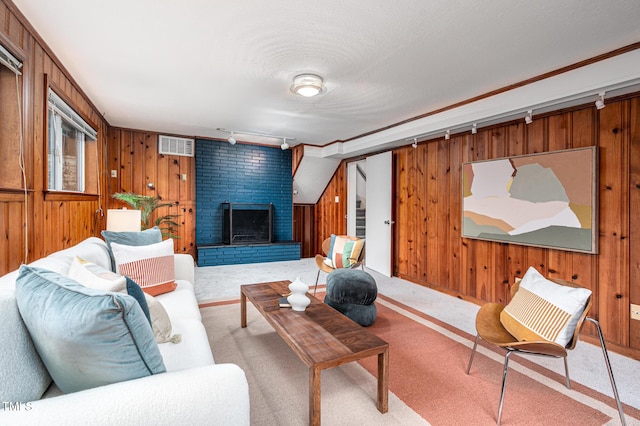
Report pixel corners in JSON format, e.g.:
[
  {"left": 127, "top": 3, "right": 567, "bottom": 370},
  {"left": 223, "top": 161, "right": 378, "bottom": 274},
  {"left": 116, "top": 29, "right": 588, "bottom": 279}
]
[{"left": 112, "top": 192, "right": 180, "bottom": 238}]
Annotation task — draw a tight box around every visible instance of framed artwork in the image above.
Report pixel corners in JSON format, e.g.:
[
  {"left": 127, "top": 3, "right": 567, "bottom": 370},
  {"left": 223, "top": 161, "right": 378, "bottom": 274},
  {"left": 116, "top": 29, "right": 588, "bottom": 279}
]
[{"left": 462, "top": 147, "right": 598, "bottom": 254}]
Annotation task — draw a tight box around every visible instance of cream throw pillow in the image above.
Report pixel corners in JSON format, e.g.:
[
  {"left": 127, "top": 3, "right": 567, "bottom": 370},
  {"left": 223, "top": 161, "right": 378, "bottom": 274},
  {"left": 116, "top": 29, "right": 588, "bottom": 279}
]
[
  {"left": 500, "top": 266, "right": 591, "bottom": 346},
  {"left": 144, "top": 293, "right": 181, "bottom": 344},
  {"left": 68, "top": 256, "right": 127, "bottom": 292}
]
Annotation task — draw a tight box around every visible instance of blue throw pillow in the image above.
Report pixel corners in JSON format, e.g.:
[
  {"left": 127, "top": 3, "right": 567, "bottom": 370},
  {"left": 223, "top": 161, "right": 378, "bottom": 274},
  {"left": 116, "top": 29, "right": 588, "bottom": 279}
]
[
  {"left": 126, "top": 276, "right": 151, "bottom": 324},
  {"left": 15, "top": 266, "right": 166, "bottom": 394},
  {"left": 101, "top": 226, "right": 162, "bottom": 270}
]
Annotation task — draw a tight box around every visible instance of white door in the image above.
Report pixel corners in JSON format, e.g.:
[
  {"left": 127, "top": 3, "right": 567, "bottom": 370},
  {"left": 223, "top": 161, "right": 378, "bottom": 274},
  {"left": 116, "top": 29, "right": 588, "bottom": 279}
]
[{"left": 365, "top": 151, "right": 393, "bottom": 276}]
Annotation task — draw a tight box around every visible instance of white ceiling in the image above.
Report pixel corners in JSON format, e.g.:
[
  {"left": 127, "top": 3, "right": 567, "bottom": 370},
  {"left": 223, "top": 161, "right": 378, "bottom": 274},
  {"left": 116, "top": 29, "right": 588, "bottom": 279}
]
[{"left": 11, "top": 0, "right": 640, "bottom": 151}]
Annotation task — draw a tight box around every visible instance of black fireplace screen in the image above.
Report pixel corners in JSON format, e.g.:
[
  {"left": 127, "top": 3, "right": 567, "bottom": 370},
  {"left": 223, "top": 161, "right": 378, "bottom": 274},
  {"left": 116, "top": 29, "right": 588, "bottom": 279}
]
[{"left": 222, "top": 203, "right": 273, "bottom": 244}]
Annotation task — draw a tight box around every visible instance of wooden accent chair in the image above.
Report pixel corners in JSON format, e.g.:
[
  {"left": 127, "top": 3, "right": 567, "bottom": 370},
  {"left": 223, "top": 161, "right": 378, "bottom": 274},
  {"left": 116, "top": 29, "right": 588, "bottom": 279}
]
[
  {"left": 313, "top": 236, "right": 365, "bottom": 296},
  {"left": 465, "top": 277, "right": 626, "bottom": 426}
]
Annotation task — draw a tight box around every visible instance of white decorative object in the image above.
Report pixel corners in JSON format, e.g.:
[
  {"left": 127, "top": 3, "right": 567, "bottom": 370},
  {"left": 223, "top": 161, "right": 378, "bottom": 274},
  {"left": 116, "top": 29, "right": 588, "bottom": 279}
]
[{"left": 287, "top": 277, "right": 310, "bottom": 312}]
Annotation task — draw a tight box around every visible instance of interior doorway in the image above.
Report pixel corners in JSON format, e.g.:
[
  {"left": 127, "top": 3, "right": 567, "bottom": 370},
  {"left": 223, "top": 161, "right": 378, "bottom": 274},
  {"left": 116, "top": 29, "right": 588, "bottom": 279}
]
[
  {"left": 347, "top": 160, "right": 367, "bottom": 239},
  {"left": 347, "top": 153, "right": 393, "bottom": 277}
]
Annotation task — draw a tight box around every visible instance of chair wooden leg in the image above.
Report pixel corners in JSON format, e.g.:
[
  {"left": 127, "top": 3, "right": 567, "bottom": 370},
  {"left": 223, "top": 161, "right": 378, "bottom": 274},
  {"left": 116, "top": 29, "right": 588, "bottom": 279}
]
[
  {"left": 466, "top": 334, "right": 480, "bottom": 375},
  {"left": 497, "top": 351, "right": 513, "bottom": 426},
  {"left": 586, "top": 317, "right": 626, "bottom": 426}
]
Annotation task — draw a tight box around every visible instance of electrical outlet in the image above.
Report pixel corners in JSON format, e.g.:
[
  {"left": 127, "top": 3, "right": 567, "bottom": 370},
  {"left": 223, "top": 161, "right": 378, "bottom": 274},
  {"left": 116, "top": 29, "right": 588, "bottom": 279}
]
[
  {"left": 110, "top": 169, "right": 117, "bottom": 178},
  {"left": 631, "top": 304, "right": 640, "bottom": 321},
  {"left": 181, "top": 173, "right": 187, "bottom": 181}
]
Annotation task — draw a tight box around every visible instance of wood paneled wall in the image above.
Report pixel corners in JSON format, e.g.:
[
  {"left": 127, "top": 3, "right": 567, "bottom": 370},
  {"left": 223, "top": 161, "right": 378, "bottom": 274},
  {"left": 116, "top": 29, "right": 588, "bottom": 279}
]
[
  {"left": 0, "top": 0, "right": 109, "bottom": 275},
  {"left": 314, "top": 95, "right": 640, "bottom": 358},
  {"left": 106, "top": 128, "right": 196, "bottom": 257}
]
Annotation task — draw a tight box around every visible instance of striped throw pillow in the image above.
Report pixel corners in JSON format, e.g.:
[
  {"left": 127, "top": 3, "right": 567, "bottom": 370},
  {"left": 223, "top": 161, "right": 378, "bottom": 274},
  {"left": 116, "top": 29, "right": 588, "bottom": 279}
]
[
  {"left": 327, "top": 235, "right": 365, "bottom": 269},
  {"left": 500, "top": 267, "right": 591, "bottom": 347},
  {"left": 110, "top": 238, "right": 177, "bottom": 296}
]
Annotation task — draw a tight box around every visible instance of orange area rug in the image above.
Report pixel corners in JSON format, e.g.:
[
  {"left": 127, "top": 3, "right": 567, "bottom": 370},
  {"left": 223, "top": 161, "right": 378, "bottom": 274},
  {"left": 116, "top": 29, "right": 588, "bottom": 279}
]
[{"left": 357, "top": 296, "right": 637, "bottom": 425}]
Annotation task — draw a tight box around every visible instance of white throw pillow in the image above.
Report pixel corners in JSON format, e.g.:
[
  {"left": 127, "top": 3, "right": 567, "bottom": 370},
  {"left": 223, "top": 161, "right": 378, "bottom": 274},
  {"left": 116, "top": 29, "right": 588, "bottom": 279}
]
[
  {"left": 111, "top": 238, "right": 177, "bottom": 296},
  {"left": 68, "top": 256, "right": 127, "bottom": 292},
  {"left": 500, "top": 266, "right": 592, "bottom": 346}
]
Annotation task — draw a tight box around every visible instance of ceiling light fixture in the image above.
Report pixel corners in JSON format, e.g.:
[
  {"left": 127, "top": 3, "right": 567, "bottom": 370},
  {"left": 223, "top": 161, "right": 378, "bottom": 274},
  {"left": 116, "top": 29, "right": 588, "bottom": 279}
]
[
  {"left": 525, "top": 110, "right": 533, "bottom": 125},
  {"left": 471, "top": 124, "right": 478, "bottom": 134},
  {"left": 290, "top": 74, "right": 325, "bottom": 97},
  {"left": 227, "top": 131, "right": 236, "bottom": 145},
  {"left": 445, "top": 130, "right": 450, "bottom": 140},
  {"left": 595, "top": 92, "right": 606, "bottom": 110},
  {"left": 216, "top": 128, "right": 296, "bottom": 148},
  {"left": 412, "top": 138, "right": 418, "bottom": 148},
  {"left": 281, "top": 138, "right": 290, "bottom": 150}
]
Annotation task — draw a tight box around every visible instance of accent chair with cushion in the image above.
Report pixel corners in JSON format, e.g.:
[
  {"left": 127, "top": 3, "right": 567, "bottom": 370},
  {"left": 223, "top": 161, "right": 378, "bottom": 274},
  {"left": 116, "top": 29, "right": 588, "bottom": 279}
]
[
  {"left": 465, "top": 266, "right": 626, "bottom": 425},
  {"left": 314, "top": 234, "right": 365, "bottom": 295}
]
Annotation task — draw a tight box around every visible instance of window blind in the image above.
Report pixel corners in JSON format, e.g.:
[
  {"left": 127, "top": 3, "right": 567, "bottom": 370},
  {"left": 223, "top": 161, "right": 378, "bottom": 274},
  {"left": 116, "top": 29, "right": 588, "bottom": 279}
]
[
  {"left": 0, "top": 43, "right": 22, "bottom": 75},
  {"left": 47, "top": 89, "right": 97, "bottom": 140}
]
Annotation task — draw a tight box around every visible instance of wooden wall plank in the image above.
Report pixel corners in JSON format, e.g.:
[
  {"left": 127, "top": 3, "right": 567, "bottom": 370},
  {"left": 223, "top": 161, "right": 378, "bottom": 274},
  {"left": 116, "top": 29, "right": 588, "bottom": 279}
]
[
  {"left": 629, "top": 97, "right": 640, "bottom": 350},
  {"left": 312, "top": 95, "right": 640, "bottom": 357}
]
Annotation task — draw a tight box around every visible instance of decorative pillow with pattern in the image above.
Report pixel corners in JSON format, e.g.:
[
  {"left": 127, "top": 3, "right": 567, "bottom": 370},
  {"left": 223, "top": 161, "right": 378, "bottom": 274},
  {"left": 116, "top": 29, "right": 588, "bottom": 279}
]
[
  {"left": 325, "top": 235, "right": 365, "bottom": 269},
  {"left": 500, "top": 266, "right": 591, "bottom": 346},
  {"left": 110, "top": 238, "right": 177, "bottom": 296}
]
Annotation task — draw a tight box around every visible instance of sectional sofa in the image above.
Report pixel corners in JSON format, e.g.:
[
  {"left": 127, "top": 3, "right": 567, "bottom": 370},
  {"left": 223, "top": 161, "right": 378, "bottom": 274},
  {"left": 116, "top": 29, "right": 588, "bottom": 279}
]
[{"left": 0, "top": 236, "right": 250, "bottom": 425}]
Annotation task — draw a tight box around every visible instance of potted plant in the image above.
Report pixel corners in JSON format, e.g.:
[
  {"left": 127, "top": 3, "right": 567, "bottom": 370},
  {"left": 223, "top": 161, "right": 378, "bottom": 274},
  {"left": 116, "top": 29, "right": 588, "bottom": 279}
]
[{"left": 112, "top": 192, "right": 180, "bottom": 238}]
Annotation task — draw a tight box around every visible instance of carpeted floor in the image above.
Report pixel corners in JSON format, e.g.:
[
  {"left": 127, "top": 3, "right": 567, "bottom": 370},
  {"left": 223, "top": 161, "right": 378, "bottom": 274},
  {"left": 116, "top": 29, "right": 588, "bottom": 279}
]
[
  {"left": 195, "top": 258, "right": 640, "bottom": 424},
  {"left": 200, "top": 295, "right": 640, "bottom": 425}
]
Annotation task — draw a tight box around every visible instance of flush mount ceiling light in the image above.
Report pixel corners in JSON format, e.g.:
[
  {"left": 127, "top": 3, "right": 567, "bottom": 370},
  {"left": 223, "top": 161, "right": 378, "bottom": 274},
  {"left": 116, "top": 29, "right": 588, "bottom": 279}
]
[
  {"left": 595, "top": 92, "right": 606, "bottom": 110},
  {"left": 290, "top": 74, "right": 325, "bottom": 97}
]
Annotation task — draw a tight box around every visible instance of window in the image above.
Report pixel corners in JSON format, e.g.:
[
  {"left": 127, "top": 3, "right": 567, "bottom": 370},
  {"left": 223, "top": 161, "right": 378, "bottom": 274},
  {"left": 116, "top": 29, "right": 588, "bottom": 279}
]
[
  {"left": 47, "top": 89, "right": 97, "bottom": 192},
  {"left": 0, "top": 43, "right": 23, "bottom": 190}
]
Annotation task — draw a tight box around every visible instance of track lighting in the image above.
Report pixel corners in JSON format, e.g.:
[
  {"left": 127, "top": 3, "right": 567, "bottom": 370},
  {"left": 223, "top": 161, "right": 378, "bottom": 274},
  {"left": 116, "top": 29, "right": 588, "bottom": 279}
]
[
  {"left": 595, "top": 92, "right": 606, "bottom": 110},
  {"left": 525, "top": 110, "right": 533, "bottom": 125},
  {"left": 412, "top": 138, "right": 418, "bottom": 148},
  {"left": 290, "top": 74, "right": 325, "bottom": 97},
  {"left": 445, "top": 130, "right": 450, "bottom": 140},
  {"left": 471, "top": 124, "right": 477, "bottom": 134},
  {"left": 217, "top": 127, "right": 295, "bottom": 148}
]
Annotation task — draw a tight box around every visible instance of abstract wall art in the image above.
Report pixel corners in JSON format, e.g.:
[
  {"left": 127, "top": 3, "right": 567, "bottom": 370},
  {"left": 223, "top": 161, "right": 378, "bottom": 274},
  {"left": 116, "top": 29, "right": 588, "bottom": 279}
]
[{"left": 462, "top": 147, "right": 598, "bottom": 253}]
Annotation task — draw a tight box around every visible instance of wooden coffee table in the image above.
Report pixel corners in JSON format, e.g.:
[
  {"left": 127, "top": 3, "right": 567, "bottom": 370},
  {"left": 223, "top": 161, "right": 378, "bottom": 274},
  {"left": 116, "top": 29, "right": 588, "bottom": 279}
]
[{"left": 240, "top": 281, "right": 389, "bottom": 426}]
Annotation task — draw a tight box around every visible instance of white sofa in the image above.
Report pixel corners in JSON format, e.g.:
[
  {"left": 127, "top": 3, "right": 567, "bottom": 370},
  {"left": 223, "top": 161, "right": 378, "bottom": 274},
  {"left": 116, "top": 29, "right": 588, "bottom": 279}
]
[{"left": 0, "top": 237, "right": 250, "bottom": 425}]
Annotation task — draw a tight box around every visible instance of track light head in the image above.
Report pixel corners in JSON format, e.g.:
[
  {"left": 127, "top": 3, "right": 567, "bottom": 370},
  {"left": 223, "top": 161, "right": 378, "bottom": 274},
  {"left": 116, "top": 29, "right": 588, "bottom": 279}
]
[
  {"left": 445, "top": 130, "right": 450, "bottom": 140},
  {"left": 595, "top": 92, "right": 606, "bottom": 110},
  {"left": 412, "top": 138, "right": 418, "bottom": 148},
  {"left": 228, "top": 132, "right": 237, "bottom": 145},
  {"left": 281, "top": 138, "right": 290, "bottom": 150},
  {"left": 525, "top": 110, "right": 533, "bottom": 125},
  {"left": 471, "top": 124, "right": 477, "bottom": 134}
]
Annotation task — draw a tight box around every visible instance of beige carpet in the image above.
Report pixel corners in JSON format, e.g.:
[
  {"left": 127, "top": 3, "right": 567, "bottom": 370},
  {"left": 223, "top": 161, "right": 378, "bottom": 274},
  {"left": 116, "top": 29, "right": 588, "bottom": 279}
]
[{"left": 200, "top": 296, "right": 639, "bottom": 425}]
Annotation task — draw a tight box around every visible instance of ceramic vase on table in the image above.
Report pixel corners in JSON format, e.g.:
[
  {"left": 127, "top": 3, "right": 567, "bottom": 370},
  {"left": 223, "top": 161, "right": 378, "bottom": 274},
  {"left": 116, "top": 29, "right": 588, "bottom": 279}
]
[{"left": 287, "top": 277, "right": 311, "bottom": 312}]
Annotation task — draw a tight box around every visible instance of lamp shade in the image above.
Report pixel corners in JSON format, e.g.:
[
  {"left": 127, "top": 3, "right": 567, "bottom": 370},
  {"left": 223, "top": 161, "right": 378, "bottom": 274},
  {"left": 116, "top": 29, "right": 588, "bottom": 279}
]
[{"left": 106, "top": 209, "right": 141, "bottom": 232}]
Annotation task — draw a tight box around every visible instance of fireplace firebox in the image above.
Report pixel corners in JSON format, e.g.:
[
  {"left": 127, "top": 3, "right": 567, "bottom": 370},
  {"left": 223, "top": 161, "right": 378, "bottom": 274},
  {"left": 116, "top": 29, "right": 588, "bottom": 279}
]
[{"left": 222, "top": 203, "right": 273, "bottom": 244}]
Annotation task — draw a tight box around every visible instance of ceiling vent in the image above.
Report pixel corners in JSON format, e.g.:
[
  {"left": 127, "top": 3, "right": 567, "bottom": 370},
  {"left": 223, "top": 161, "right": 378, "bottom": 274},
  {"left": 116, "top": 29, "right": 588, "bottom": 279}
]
[{"left": 158, "top": 135, "right": 194, "bottom": 157}]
